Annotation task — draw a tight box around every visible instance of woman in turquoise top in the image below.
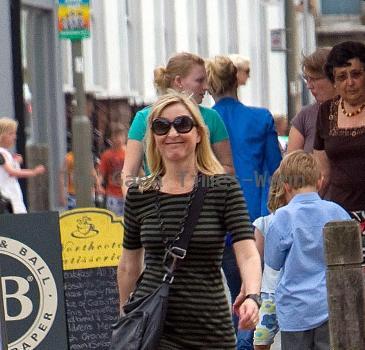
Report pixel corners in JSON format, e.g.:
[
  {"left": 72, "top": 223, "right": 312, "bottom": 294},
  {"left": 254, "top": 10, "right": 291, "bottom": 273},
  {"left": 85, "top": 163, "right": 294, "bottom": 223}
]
[{"left": 122, "top": 52, "right": 234, "bottom": 195}]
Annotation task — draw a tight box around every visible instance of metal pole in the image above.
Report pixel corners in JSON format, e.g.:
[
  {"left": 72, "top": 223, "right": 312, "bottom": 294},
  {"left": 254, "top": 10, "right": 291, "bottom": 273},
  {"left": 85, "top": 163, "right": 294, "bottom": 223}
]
[
  {"left": 302, "top": 0, "right": 310, "bottom": 55},
  {"left": 285, "top": 0, "right": 299, "bottom": 122},
  {"left": 71, "top": 40, "right": 94, "bottom": 207}
]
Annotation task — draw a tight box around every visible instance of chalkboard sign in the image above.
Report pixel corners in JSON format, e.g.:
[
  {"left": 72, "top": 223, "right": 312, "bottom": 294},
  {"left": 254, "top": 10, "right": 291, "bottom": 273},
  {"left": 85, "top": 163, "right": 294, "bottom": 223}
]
[
  {"left": 63, "top": 267, "right": 119, "bottom": 349},
  {"left": 60, "top": 208, "right": 123, "bottom": 350}
]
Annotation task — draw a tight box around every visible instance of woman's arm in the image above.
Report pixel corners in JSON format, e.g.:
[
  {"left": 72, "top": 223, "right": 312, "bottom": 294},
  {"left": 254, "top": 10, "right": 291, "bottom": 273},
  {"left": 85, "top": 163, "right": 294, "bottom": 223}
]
[
  {"left": 121, "top": 140, "right": 144, "bottom": 198},
  {"left": 287, "top": 126, "right": 305, "bottom": 153},
  {"left": 211, "top": 139, "right": 235, "bottom": 174},
  {"left": 232, "top": 239, "right": 262, "bottom": 329},
  {"left": 254, "top": 227, "right": 264, "bottom": 261},
  {"left": 117, "top": 247, "right": 144, "bottom": 313}
]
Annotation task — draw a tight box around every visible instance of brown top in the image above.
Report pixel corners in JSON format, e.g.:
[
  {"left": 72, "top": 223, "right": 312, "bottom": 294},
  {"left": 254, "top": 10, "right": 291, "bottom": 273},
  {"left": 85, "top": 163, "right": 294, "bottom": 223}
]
[
  {"left": 314, "top": 96, "right": 365, "bottom": 211},
  {"left": 291, "top": 102, "right": 320, "bottom": 153}
]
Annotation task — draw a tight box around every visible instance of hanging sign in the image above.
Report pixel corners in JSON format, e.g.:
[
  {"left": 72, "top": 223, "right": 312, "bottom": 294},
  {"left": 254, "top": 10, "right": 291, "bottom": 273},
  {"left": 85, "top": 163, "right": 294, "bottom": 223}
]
[
  {"left": 58, "top": 0, "right": 90, "bottom": 40},
  {"left": 270, "top": 28, "right": 286, "bottom": 52}
]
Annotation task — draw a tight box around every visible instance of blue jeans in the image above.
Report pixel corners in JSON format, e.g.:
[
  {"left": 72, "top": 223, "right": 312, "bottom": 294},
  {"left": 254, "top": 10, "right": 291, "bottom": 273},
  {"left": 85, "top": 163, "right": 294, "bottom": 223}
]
[{"left": 222, "top": 245, "right": 254, "bottom": 350}]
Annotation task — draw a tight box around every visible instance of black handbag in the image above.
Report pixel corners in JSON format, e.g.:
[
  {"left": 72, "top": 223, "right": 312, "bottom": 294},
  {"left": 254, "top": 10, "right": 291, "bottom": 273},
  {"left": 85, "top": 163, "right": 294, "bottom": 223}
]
[{"left": 110, "top": 177, "right": 207, "bottom": 350}]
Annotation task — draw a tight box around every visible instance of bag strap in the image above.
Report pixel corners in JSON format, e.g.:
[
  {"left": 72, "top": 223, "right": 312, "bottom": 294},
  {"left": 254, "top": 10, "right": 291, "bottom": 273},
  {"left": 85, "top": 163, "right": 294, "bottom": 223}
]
[{"left": 163, "top": 174, "right": 208, "bottom": 281}]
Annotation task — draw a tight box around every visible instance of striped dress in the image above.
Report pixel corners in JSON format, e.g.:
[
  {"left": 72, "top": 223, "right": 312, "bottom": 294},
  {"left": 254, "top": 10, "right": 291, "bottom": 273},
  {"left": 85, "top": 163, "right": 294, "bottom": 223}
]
[{"left": 123, "top": 174, "right": 253, "bottom": 349}]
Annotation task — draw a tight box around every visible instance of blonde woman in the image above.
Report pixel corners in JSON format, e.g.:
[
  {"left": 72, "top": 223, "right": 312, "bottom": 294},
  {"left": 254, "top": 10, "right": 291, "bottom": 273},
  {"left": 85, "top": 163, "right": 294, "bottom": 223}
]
[{"left": 117, "top": 93, "right": 261, "bottom": 349}]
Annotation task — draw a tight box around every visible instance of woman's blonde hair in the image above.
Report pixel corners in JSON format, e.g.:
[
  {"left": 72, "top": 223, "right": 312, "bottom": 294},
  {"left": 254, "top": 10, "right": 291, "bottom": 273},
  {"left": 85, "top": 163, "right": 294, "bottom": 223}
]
[
  {"left": 0, "top": 117, "right": 18, "bottom": 138},
  {"left": 206, "top": 56, "right": 237, "bottom": 96},
  {"left": 141, "top": 92, "right": 224, "bottom": 191},
  {"left": 267, "top": 169, "right": 286, "bottom": 212},
  {"left": 154, "top": 52, "right": 205, "bottom": 95},
  {"left": 228, "top": 54, "right": 250, "bottom": 72}
]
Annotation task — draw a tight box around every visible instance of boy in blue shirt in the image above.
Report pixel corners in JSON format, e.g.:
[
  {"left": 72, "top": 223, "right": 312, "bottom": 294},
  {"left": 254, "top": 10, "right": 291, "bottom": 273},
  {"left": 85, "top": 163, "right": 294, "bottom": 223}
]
[{"left": 264, "top": 150, "right": 350, "bottom": 350}]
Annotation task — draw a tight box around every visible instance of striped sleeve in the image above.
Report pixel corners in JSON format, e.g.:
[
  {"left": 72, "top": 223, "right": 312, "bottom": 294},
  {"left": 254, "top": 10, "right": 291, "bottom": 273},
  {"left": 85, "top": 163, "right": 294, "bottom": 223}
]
[
  {"left": 223, "top": 176, "right": 254, "bottom": 243},
  {"left": 122, "top": 187, "right": 142, "bottom": 249}
]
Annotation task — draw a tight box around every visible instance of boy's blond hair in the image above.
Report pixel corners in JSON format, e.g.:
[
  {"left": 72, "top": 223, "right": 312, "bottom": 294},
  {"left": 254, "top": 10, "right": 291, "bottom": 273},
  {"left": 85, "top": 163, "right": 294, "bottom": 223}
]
[
  {"left": 279, "top": 150, "right": 321, "bottom": 190},
  {"left": 268, "top": 169, "right": 286, "bottom": 212},
  {"left": 0, "top": 117, "right": 18, "bottom": 137}
]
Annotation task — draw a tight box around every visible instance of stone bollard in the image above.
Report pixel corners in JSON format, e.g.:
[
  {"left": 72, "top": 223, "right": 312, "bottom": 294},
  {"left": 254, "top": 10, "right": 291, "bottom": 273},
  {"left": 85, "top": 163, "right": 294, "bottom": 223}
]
[{"left": 323, "top": 220, "right": 365, "bottom": 350}]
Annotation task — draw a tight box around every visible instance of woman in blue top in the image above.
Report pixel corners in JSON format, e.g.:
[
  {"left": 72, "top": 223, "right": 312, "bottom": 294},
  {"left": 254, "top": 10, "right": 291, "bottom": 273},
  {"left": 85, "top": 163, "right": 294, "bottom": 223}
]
[
  {"left": 206, "top": 56, "right": 282, "bottom": 350},
  {"left": 122, "top": 52, "right": 234, "bottom": 196}
]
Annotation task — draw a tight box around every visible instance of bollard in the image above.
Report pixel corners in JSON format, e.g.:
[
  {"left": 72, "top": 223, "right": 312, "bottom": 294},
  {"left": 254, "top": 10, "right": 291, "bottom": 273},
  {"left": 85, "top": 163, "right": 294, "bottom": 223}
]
[{"left": 323, "top": 220, "right": 365, "bottom": 350}]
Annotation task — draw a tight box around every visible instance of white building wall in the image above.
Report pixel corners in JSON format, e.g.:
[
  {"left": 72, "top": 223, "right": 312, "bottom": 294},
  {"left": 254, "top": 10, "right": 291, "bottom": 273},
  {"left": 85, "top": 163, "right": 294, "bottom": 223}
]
[
  {"left": 236, "top": 0, "right": 253, "bottom": 104},
  {"left": 174, "top": 0, "right": 190, "bottom": 52},
  {"left": 117, "top": 0, "right": 131, "bottom": 97},
  {"left": 266, "top": 1, "right": 288, "bottom": 115},
  {"left": 206, "top": 0, "right": 222, "bottom": 55},
  {"left": 61, "top": 0, "right": 288, "bottom": 115},
  {"left": 103, "top": 0, "right": 122, "bottom": 97},
  {"left": 141, "top": 0, "right": 156, "bottom": 103}
]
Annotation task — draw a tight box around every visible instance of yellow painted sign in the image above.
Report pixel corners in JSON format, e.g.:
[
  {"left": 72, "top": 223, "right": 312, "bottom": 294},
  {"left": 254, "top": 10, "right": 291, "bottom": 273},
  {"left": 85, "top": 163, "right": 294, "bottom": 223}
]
[{"left": 60, "top": 208, "right": 123, "bottom": 270}]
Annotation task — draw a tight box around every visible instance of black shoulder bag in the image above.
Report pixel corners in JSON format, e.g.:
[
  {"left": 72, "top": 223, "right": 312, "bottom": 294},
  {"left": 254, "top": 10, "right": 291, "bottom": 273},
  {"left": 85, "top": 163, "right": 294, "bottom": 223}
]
[{"left": 110, "top": 176, "right": 207, "bottom": 350}]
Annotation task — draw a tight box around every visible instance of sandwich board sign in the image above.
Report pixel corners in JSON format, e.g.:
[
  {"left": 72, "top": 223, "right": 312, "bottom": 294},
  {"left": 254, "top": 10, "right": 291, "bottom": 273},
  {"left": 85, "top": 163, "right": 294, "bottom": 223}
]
[
  {"left": 60, "top": 208, "right": 123, "bottom": 349},
  {"left": 0, "top": 212, "right": 69, "bottom": 349}
]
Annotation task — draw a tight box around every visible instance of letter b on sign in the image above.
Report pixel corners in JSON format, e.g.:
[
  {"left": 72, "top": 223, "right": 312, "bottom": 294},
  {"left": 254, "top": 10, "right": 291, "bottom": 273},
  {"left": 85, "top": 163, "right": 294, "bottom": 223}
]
[{"left": 2, "top": 276, "right": 33, "bottom": 320}]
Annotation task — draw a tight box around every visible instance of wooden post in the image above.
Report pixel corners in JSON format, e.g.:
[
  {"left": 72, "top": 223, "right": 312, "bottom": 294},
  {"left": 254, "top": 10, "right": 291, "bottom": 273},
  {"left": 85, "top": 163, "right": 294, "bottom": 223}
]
[{"left": 323, "top": 220, "right": 365, "bottom": 350}]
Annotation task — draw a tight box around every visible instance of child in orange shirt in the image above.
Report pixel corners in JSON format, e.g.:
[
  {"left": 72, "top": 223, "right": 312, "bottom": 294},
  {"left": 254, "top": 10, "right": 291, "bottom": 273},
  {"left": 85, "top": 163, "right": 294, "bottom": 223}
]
[
  {"left": 60, "top": 151, "right": 102, "bottom": 209},
  {"left": 98, "top": 127, "right": 126, "bottom": 216}
]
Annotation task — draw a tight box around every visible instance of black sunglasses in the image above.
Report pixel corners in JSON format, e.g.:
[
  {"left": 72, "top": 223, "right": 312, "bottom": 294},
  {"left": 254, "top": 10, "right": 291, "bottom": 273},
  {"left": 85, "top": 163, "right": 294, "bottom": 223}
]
[{"left": 151, "top": 115, "right": 197, "bottom": 136}]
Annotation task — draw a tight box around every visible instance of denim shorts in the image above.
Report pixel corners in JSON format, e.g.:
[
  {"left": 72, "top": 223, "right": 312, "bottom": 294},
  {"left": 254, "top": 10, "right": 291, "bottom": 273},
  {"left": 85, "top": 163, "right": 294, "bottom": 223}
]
[{"left": 253, "top": 292, "right": 279, "bottom": 346}]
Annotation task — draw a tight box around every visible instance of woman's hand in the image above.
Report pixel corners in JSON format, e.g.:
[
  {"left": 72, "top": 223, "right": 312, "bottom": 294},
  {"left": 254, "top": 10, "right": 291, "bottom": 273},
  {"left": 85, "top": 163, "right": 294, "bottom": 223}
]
[
  {"left": 238, "top": 297, "right": 259, "bottom": 330},
  {"left": 233, "top": 292, "right": 259, "bottom": 330}
]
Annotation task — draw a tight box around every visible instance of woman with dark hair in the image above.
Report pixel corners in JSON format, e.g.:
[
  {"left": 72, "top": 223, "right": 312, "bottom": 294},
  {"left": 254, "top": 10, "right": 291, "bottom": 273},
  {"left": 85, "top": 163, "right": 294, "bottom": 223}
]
[{"left": 314, "top": 40, "right": 365, "bottom": 260}]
